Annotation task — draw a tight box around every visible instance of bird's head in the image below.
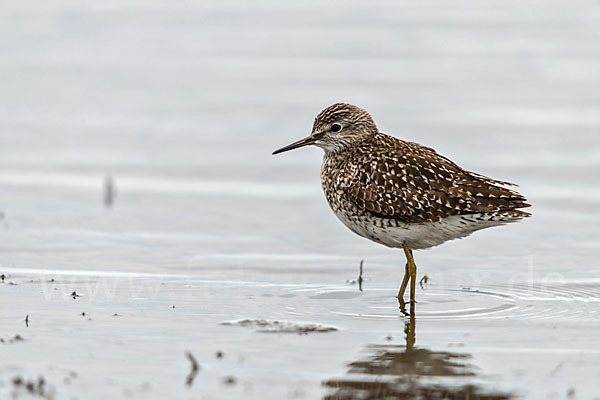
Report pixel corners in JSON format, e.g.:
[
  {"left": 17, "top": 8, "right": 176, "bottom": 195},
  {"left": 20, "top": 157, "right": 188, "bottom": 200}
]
[{"left": 272, "top": 103, "right": 378, "bottom": 155}]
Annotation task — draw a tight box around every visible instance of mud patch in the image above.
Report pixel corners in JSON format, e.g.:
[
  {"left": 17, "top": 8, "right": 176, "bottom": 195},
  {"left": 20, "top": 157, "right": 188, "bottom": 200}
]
[
  {"left": 221, "top": 319, "right": 337, "bottom": 334},
  {"left": 0, "top": 334, "right": 24, "bottom": 344},
  {"left": 9, "top": 376, "right": 55, "bottom": 400}
]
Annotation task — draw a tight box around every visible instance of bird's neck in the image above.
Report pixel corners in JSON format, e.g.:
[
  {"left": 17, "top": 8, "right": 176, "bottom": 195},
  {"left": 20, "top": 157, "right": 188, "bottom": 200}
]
[{"left": 319, "top": 134, "right": 375, "bottom": 157}]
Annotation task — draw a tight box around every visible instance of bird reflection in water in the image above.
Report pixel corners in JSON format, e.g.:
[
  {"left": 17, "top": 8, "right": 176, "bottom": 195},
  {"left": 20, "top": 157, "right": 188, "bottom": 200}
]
[{"left": 323, "top": 313, "right": 513, "bottom": 400}]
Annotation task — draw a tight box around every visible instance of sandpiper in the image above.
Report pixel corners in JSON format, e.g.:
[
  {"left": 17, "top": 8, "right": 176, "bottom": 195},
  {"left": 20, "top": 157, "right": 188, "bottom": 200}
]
[{"left": 273, "top": 103, "right": 530, "bottom": 312}]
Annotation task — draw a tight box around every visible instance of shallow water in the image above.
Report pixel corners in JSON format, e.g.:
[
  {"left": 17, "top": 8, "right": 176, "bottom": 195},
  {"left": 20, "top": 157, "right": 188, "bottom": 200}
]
[{"left": 1, "top": 0, "right": 600, "bottom": 399}]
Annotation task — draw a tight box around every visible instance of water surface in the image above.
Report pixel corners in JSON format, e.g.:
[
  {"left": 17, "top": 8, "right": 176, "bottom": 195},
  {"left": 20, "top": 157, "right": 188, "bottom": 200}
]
[{"left": 1, "top": 0, "right": 600, "bottom": 399}]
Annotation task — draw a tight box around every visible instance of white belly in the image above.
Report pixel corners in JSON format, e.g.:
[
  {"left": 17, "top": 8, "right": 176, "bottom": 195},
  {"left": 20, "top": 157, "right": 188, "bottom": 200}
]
[{"left": 332, "top": 207, "right": 509, "bottom": 250}]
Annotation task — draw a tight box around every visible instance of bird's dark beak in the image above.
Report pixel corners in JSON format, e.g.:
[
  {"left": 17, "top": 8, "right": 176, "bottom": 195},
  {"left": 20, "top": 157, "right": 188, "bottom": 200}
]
[{"left": 272, "top": 134, "right": 320, "bottom": 155}]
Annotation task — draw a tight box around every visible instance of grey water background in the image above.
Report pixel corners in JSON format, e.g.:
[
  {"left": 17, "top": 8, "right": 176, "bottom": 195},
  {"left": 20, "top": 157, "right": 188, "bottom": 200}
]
[{"left": 1, "top": 0, "right": 600, "bottom": 399}]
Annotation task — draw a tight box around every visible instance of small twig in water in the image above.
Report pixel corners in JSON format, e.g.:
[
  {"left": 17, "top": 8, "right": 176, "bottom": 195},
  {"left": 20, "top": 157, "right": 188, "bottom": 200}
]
[
  {"left": 358, "top": 260, "right": 364, "bottom": 292},
  {"left": 103, "top": 175, "right": 116, "bottom": 208},
  {"left": 419, "top": 273, "right": 429, "bottom": 289},
  {"left": 185, "top": 351, "right": 200, "bottom": 387}
]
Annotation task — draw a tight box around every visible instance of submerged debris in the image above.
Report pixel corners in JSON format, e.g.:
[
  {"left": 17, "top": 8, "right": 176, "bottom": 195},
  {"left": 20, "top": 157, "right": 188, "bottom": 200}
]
[
  {"left": 11, "top": 376, "right": 54, "bottom": 399},
  {"left": 103, "top": 175, "right": 116, "bottom": 208},
  {"left": 185, "top": 351, "right": 200, "bottom": 387},
  {"left": 222, "top": 376, "right": 237, "bottom": 386},
  {"left": 221, "top": 319, "right": 337, "bottom": 334},
  {"left": 11, "top": 334, "right": 24, "bottom": 343},
  {"left": 1, "top": 334, "right": 25, "bottom": 344}
]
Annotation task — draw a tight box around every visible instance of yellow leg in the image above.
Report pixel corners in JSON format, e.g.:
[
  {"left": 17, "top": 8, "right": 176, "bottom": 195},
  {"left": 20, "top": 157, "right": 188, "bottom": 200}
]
[
  {"left": 402, "top": 243, "right": 418, "bottom": 306},
  {"left": 404, "top": 310, "right": 416, "bottom": 351},
  {"left": 397, "top": 260, "right": 411, "bottom": 314},
  {"left": 397, "top": 262, "right": 410, "bottom": 299},
  {"left": 410, "top": 261, "right": 416, "bottom": 304}
]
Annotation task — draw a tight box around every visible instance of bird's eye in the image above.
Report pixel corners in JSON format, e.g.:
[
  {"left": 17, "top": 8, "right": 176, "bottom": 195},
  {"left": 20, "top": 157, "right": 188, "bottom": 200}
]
[{"left": 331, "top": 123, "right": 342, "bottom": 133}]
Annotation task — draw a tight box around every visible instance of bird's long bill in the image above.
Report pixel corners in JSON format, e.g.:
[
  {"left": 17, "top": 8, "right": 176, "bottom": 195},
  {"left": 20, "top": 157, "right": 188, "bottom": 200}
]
[{"left": 272, "top": 135, "right": 317, "bottom": 155}]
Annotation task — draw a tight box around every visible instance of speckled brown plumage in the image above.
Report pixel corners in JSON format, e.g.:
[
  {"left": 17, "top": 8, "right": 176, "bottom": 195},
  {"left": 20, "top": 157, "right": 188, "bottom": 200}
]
[
  {"left": 273, "top": 103, "right": 531, "bottom": 309},
  {"left": 321, "top": 132, "right": 530, "bottom": 225}
]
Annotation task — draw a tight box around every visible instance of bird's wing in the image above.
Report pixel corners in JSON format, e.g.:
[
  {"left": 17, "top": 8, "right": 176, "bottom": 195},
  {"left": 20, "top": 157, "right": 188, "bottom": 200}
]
[{"left": 343, "top": 142, "right": 530, "bottom": 223}]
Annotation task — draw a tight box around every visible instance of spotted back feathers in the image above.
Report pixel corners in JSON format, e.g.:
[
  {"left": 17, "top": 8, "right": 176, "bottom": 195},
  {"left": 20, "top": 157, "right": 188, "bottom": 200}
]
[{"left": 321, "top": 132, "right": 531, "bottom": 224}]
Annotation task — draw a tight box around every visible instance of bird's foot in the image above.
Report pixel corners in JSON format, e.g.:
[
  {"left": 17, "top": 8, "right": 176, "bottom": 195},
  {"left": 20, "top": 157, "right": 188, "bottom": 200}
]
[{"left": 397, "top": 297, "right": 416, "bottom": 316}]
